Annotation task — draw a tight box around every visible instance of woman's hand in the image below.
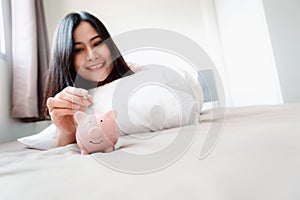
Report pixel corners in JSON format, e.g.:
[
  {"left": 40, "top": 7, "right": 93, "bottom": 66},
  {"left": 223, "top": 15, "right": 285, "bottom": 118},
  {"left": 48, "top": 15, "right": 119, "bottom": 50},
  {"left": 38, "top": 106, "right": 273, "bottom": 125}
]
[{"left": 46, "top": 86, "right": 92, "bottom": 146}]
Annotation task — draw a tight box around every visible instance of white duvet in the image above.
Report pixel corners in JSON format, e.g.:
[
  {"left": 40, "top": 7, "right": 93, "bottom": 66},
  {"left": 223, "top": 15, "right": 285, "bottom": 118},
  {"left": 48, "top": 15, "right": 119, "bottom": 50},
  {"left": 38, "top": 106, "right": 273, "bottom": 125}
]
[{"left": 7, "top": 104, "right": 300, "bottom": 200}]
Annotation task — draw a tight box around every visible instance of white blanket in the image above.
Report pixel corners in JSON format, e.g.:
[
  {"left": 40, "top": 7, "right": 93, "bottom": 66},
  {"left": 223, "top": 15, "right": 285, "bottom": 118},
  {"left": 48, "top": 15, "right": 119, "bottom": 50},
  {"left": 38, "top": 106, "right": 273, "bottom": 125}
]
[{"left": 3, "top": 103, "right": 300, "bottom": 200}]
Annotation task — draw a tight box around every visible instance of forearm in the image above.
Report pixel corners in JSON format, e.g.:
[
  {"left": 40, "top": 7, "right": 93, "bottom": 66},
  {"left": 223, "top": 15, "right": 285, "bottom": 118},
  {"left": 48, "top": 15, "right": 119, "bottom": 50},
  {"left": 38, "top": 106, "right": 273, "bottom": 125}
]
[{"left": 55, "top": 128, "right": 76, "bottom": 147}]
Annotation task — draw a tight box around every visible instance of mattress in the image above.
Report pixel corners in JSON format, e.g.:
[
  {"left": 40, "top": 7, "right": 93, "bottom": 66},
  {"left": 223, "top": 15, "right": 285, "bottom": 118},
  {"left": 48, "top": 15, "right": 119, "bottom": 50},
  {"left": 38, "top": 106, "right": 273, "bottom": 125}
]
[{"left": 0, "top": 103, "right": 300, "bottom": 200}]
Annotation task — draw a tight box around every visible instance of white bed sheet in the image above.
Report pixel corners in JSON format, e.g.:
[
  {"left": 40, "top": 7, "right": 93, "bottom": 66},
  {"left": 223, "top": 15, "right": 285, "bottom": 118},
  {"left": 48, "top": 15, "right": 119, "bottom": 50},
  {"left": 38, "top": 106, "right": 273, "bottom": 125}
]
[{"left": 0, "top": 103, "right": 300, "bottom": 200}]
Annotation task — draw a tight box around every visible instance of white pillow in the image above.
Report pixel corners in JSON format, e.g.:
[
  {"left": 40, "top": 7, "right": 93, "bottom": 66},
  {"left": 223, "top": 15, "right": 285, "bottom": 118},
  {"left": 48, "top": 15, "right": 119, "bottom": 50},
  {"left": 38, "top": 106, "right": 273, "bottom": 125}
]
[
  {"left": 18, "top": 123, "right": 56, "bottom": 150},
  {"left": 88, "top": 65, "right": 203, "bottom": 134}
]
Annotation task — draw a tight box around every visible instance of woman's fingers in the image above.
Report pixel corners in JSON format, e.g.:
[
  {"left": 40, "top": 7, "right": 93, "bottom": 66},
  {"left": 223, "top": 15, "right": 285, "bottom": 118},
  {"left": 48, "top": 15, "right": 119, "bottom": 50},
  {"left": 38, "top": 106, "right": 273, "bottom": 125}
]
[
  {"left": 54, "top": 87, "right": 92, "bottom": 107},
  {"left": 47, "top": 97, "right": 80, "bottom": 111},
  {"left": 47, "top": 97, "right": 90, "bottom": 113},
  {"left": 55, "top": 92, "right": 90, "bottom": 107},
  {"left": 66, "top": 86, "right": 93, "bottom": 104},
  {"left": 85, "top": 94, "right": 93, "bottom": 103},
  {"left": 46, "top": 86, "right": 92, "bottom": 117},
  {"left": 64, "top": 86, "right": 93, "bottom": 102},
  {"left": 64, "top": 86, "right": 88, "bottom": 96},
  {"left": 49, "top": 108, "right": 78, "bottom": 118}
]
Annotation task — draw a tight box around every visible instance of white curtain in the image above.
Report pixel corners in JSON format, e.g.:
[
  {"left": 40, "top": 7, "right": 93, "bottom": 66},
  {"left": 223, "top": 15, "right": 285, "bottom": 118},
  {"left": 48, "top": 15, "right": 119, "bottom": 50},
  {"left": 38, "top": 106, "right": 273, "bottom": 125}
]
[{"left": 11, "top": 0, "right": 49, "bottom": 119}]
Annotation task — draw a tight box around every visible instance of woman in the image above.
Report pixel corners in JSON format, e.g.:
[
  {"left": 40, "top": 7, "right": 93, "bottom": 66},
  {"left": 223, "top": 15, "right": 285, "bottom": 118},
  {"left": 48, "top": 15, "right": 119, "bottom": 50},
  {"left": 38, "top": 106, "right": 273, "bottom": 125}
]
[{"left": 43, "top": 11, "right": 133, "bottom": 147}]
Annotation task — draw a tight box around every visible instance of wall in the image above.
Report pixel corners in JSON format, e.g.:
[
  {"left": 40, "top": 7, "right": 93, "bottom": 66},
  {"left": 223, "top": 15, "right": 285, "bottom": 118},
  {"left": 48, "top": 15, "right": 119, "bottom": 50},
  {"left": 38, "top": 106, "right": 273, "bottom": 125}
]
[
  {"left": 262, "top": 0, "right": 300, "bottom": 103},
  {"left": 0, "top": 58, "right": 11, "bottom": 142},
  {"left": 43, "top": 0, "right": 206, "bottom": 49},
  {"left": 0, "top": 57, "right": 51, "bottom": 144},
  {"left": 0, "top": 58, "right": 50, "bottom": 144}
]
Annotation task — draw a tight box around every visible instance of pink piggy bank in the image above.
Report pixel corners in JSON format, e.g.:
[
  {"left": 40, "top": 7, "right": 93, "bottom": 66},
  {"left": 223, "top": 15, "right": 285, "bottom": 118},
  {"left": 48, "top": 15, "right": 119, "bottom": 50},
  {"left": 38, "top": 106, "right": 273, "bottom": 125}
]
[{"left": 74, "top": 110, "right": 119, "bottom": 155}]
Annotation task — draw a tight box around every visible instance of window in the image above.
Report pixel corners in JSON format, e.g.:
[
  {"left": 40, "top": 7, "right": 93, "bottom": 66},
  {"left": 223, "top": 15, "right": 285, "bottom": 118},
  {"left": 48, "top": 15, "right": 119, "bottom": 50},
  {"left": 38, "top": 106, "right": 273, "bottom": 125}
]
[
  {"left": 0, "top": 0, "right": 6, "bottom": 58},
  {"left": 213, "top": 0, "right": 283, "bottom": 106}
]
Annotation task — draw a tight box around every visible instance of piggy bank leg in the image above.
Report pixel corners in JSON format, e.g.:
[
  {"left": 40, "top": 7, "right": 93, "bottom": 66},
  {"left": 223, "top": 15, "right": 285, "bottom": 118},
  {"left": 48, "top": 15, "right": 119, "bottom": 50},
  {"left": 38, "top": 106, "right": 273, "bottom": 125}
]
[
  {"left": 104, "top": 147, "right": 114, "bottom": 153},
  {"left": 81, "top": 149, "right": 90, "bottom": 155}
]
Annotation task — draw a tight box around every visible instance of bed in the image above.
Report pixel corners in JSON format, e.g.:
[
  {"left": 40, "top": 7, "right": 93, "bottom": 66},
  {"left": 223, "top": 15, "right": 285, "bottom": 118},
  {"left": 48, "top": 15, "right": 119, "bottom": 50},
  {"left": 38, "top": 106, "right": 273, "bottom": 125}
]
[{"left": 1, "top": 103, "right": 299, "bottom": 200}]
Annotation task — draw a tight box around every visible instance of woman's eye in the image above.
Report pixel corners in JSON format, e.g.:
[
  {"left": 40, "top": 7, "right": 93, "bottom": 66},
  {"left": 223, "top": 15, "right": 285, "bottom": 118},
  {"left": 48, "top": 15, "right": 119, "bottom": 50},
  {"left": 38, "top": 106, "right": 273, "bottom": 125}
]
[
  {"left": 74, "top": 48, "right": 84, "bottom": 53},
  {"left": 94, "top": 41, "right": 103, "bottom": 47}
]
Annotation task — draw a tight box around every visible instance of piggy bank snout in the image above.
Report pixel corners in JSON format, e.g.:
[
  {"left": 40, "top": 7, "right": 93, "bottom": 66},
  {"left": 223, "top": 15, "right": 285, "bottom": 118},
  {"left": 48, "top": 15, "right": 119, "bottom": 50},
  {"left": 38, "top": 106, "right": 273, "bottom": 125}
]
[{"left": 88, "top": 127, "right": 103, "bottom": 139}]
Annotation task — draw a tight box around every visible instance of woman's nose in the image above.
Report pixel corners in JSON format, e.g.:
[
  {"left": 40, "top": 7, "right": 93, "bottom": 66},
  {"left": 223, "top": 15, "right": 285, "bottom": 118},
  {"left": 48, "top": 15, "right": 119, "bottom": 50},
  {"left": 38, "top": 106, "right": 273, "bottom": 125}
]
[{"left": 87, "top": 48, "right": 99, "bottom": 61}]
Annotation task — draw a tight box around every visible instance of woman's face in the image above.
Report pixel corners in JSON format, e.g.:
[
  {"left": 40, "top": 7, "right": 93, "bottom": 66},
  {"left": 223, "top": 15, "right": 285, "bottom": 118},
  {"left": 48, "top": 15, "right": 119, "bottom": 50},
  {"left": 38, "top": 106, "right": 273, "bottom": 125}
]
[{"left": 73, "top": 21, "right": 113, "bottom": 82}]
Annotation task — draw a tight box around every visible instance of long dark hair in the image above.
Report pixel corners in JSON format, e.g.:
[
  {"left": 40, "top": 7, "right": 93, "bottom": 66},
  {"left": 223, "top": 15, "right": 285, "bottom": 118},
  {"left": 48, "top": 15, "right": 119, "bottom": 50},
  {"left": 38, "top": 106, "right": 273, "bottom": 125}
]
[{"left": 42, "top": 11, "right": 133, "bottom": 116}]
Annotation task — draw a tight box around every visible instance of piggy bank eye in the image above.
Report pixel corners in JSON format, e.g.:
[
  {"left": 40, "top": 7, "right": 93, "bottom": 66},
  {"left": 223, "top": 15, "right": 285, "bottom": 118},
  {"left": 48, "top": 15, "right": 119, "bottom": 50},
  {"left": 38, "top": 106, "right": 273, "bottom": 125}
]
[{"left": 100, "top": 120, "right": 103, "bottom": 122}]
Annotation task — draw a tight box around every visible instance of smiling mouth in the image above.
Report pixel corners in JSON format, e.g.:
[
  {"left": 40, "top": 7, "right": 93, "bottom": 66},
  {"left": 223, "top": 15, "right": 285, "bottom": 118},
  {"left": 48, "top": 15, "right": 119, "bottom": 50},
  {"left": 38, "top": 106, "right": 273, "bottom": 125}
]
[
  {"left": 87, "top": 62, "right": 105, "bottom": 71},
  {"left": 89, "top": 140, "right": 104, "bottom": 144}
]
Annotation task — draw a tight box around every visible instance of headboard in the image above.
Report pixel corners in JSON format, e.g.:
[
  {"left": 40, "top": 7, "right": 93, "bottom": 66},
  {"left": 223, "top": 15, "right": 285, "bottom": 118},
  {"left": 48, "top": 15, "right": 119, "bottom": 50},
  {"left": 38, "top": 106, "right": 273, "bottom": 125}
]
[{"left": 198, "top": 69, "right": 219, "bottom": 103}]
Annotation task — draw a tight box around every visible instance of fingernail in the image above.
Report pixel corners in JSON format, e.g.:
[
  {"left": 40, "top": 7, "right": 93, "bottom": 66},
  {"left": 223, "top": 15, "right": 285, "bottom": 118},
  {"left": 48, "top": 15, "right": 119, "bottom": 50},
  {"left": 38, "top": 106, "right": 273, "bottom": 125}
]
[
  {"left": 83, "top": 99, "right": 90, "bottom": 105},
  {"left": 73, "top": 104, "right": 81, "bottom": 109},
  {"left": 87, "top": 95, "right": 93, "bottom": 103},
  {"left": 76, "top": 88, "right": 88, "bottom": 95}
]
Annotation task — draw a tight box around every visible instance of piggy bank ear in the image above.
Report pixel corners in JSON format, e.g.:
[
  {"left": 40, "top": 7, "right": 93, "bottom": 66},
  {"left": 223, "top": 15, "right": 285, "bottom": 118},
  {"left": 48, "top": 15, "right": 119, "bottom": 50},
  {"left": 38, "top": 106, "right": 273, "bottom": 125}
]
[
  {"left": 74, "top": 111, "right": 87, "bottom": 124},
  {"left": 106, "top": 110, "right": 117, "bottom": 120}
]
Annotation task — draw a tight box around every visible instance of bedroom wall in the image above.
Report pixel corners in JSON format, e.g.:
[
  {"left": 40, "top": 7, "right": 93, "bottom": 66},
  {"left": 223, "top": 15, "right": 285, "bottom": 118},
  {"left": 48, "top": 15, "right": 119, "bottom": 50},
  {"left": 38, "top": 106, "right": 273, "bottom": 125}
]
[
  {"left": 0, "top": 58, "right": 11, "bottom": 143},
  {"left": 0, "top": 59, "right": 51, "bottom": 144},
  {"left": 43, "top": 0, "right": 206, "bottom": 48},
  {"left": 262, "top": 0, "right": 300, "bottom": 103}
]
